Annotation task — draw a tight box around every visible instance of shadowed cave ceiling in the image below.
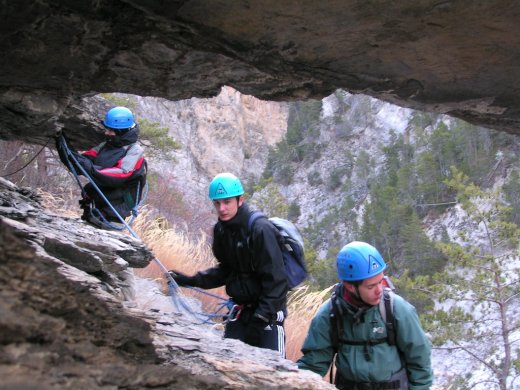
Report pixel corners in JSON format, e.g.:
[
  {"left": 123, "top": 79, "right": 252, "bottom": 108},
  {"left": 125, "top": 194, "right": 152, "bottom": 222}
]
[{"left": 2, "top": 0, "right": 520, "bottom": 150}]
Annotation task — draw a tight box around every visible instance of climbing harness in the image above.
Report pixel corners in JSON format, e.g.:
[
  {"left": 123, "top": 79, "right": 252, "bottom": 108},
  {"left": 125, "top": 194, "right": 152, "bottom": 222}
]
[
  {"left": 57, "top": 134, "right": 231, "bottom": 325},
  {"left": 87, "top": 178, "right": 148, "bottom": 231},
  {"left": 57, "top": 134, "right": 147, "bottom": 230}
]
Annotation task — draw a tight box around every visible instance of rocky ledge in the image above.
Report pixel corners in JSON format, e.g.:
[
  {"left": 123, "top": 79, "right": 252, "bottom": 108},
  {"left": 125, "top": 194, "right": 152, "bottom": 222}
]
[{"left": 0, "top": 177, "right": 332, "bottom": 389}]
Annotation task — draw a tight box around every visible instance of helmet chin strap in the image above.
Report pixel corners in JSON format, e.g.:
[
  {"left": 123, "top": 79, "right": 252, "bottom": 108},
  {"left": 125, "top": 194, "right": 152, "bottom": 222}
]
[
  {"left": 353, "top": 284, "right": 372, "bottom": 307},
  {"left": 350, "top": 286, "right": 371, "bottom": 324},
  {"left": 345, "top": 283, "right": 371, "bottom": 308}
]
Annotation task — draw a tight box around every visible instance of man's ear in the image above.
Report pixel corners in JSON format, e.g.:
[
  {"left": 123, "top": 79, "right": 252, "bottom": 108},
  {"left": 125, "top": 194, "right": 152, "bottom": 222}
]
[
  {"left": 342, "top": 281, "right": 355, "bottom": 293},
  {"left": 238, "top": 195, "right": 244, "bottom": 207}
]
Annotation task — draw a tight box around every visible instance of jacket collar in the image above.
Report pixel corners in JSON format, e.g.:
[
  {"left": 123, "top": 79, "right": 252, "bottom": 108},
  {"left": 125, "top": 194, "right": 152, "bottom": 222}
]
[
  {"left": 106, "top": 124, "right": 140, "bottom": 147},
  {"left": 219, "top": 202, "right": 251, "bottom": 230}
]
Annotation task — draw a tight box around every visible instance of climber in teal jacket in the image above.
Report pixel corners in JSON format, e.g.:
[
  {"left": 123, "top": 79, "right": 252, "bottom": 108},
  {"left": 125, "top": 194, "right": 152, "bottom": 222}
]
[{"left": 297, "top": 241, "right": 433, "bottom": 390}]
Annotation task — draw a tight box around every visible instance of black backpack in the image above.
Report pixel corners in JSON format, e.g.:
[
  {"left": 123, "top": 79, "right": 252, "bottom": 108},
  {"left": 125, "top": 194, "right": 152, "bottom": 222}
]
[{"left": 247, "top": 211, "right": 308, "bottom": 289}]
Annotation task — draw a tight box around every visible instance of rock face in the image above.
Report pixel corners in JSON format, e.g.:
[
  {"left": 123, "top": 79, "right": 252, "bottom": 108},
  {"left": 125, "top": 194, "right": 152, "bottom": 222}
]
[
  {"left": 131, "top": 86, "right": 288, "bottom": 217},
  {"left": 0, "top": 177, "right": 333, "bottom": 389},
  {"left": 2, "top": 1, "right": 520, "bottom": 150}
]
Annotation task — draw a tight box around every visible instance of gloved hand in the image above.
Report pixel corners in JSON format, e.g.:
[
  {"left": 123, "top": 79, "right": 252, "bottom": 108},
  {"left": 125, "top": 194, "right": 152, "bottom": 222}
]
[
  {"left": 168, "top": 270, "right": 198, "bottom": 287},
  {"left": 244, "top": 315, "right": 268, "bottom": 347}
]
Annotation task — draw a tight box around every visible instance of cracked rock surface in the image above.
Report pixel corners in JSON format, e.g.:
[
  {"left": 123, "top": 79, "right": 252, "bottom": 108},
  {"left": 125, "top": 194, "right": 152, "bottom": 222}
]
[
  {"left": 0, "top": 177, "right": 333, "bottom": 389},
  {"left": 2, "top": 1, "right": 520, "bottom": 150}
]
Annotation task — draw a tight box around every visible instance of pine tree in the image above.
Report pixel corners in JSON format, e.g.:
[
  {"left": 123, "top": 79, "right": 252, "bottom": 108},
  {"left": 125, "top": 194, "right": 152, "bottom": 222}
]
[{"left": 422, "top": 167, "right": 520, "bottom": 390}]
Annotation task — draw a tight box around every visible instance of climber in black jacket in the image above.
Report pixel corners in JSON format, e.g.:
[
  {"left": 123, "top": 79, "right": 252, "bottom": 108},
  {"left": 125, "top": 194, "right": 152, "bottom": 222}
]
[{"left": 169, "top": 173, "right": 289, "bottom": 356}]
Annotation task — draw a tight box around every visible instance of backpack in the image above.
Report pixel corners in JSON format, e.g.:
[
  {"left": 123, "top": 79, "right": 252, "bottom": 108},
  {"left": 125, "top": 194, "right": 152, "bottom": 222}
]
[
  {"left": 247, "top": 211, "right": 308, "bottom": 289},
  {"left": 329, "top": 276, "right": 399, "bottom": 383}
]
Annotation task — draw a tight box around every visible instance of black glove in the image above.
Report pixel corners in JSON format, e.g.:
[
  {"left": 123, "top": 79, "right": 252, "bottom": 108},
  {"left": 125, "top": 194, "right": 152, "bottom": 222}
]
[
  {"left": 55, "top": 134, "right": 89, "bottom": 175},
  {"left": 244, "top": 315, "right": 268, "bottom": 347},
  {"left": 168, "top": 271, "right": 198, "bottom": 287}
]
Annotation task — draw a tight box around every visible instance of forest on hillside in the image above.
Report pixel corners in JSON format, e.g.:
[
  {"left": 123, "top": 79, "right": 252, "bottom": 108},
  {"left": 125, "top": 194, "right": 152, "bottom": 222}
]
[{"left": 253, "top": 95, "right": 520, "bottom": 389}]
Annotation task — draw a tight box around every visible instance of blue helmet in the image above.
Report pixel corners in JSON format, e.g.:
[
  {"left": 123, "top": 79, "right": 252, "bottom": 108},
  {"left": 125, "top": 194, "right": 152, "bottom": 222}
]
[
  {"left": 208, "top": 173, "right": 244, "bottom": 200},
  {"left": 337, "top": 241, "right": 387, "bottom": 282},
  {"left": 103, "top": 107, "right": 135, "bottom": 130}
]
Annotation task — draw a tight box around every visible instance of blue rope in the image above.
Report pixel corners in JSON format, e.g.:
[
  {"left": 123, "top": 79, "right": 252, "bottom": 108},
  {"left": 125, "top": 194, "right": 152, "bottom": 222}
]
[
  {"left": 58, "top": 135, "right": 231, "bottom": 324},
  {"left": 167, "top": 282, "right": 234, "bottom": 325},
  {"left": 176, "top": 285, "right": 235, "bottom": 325}
]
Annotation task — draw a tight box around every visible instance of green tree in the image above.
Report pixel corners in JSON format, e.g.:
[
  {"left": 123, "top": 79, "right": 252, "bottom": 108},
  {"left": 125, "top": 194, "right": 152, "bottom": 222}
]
[
  {"left": 263, "top": 100, "right": 322, "bottom": 183},
  {"left": 354, "top": 149, "right": 373, "bottom": 190},
  {"left": 421, "top": 168, "right": 520, "bottom": 390},
  {"left": 304, "top": 245, "right": 338, "bottom": 291},
  {"left": 100, "top": 93, "right": 137, "bottom": 110},
  {"left": 503, "top": 171, "right": 520, "bottom": 226},
  {"left": 249, "top": 182, "right": 289, "bottom": 218},
  {"left": 138, "top": 118, "right": 181, "bottom": 160},
  {"left": 287, "top": 201, "right": 301, "bottom": 221}
]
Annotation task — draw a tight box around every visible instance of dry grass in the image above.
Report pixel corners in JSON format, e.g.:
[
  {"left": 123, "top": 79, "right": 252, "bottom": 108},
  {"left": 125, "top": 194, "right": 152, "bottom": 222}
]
[
  {"left": 132, "top": 208, "right": 228, "bottom": 316},
  {"left": 37, "top": 188, "right": 81, "bottom": 218},
  {"left": 285, "top": 284, "right": 335, "bottom": 361}
]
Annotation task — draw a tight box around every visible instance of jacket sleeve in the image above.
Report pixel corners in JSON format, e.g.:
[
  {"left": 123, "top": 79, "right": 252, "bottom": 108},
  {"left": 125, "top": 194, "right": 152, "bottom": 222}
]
[
  {"left": 393, "top": 296, "right": 434, "bottom": 390},
  {"left": 251, "top": 219, "right": 288, "bottom": 320},
  {"left": 190, "top": 224, "right": 231, "bottom": 289},
  {"left": 194, "top": 266, "right": 228, "bottom": 289},
  {"left": 55, "top": 135, "right": 96, "bottom": 177},
  {"left": 88, "top": 144, "right": 146, "bottom": 188},
  {"left": 297, "top": 300, "right": 335, "bottom": 376}
]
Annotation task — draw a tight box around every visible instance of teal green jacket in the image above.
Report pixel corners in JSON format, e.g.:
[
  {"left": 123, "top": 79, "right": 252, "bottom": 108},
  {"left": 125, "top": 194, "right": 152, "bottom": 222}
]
[{"left": 297, "top": 289, "right": 433, "bottom": 389}]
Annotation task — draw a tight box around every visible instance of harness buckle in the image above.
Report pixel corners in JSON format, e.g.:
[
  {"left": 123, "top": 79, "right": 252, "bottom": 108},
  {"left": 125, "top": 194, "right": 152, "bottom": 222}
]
[{"left": 227, "top": 304, "right": 244, "bottom": 322}]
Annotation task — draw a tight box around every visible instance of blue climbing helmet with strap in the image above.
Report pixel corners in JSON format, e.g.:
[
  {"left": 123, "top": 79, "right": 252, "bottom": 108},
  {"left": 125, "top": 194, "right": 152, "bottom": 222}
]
[
  {"left": 208, "top": 173, "right": 244, "bottom": 200},
  {"left": 336, "top": 241, "right": 387, "bottom": 282},
  {"left": 103, "top": 107, "right": 135, "bottom": 130}
]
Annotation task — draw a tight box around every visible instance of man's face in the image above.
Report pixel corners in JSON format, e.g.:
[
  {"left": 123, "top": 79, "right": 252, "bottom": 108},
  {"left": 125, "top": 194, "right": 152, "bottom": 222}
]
[
  {"left": 212, "top": 196, "right": 243, "bottom": 221},
  {"left": 104, "top": 128, "right": 117, "bottom": 137},
  {"left": 345, "top": 272, "right": 385, "bottom": 306}
]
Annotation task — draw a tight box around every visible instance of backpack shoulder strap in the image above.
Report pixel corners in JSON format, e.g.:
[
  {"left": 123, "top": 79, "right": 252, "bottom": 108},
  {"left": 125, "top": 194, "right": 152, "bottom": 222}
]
[
  {"left": 246, "top": 211, "right": 269, "bottom": 249},
  {"left": 247, "top": 210, "right": 266, "bottom": 232},
  {"left": 329, "top": 283, "right": 343, "bottom": 385},
  {"left": 329, "top": 283, "right": 343, "bottom": 352},
  {"left": 379, "top": 288, "right": 396, "bottom": 345}
]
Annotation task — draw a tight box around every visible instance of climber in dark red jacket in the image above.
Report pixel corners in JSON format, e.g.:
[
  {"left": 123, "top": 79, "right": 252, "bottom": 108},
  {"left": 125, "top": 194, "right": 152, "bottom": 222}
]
[{"left": 56, "top": 107, "right": 147, "bottom": 227}]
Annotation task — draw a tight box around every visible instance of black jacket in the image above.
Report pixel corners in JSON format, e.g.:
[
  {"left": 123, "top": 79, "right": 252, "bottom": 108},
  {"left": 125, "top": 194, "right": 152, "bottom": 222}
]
[
  {"left": 56, "top": 126, "right": 146, "bottom": 189},
  {"left": 195, "top": 203, "right": 288, "bottom": 321}
]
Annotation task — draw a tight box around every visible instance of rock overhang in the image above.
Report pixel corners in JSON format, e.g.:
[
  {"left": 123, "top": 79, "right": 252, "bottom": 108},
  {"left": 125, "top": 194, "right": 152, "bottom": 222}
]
[{"left": 2, "top": 0, "right": 520, "bottom": 150}]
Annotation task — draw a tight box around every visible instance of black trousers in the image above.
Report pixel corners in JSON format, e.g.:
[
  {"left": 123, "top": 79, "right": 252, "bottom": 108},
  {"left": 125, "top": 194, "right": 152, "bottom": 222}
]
[
  {"left": 83, "top": 183, "right": 133, "bottom": 220},
  {"left": 224, "top": 308, "right": 286, "bottom": 357}
]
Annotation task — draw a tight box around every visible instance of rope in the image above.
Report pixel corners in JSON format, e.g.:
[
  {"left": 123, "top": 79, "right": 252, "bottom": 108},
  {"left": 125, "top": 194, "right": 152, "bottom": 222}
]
[
  {"left": 167, "top": 283, "right": 234, "bottom": 325},
  {"left": 92, "top": 173, "right": 149, "bottom": 231},
  {"left": 60, "top": 134, "right": 144, "bottom": 230},
  {"left": 1, "top": 139, "right": 51, "bottom": 178},
  {"left": 178, "top": 285, "right": 236, "bottom": 324},
  {"left": 58, "top": 134, "right": 230, "bottom": 324}
]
